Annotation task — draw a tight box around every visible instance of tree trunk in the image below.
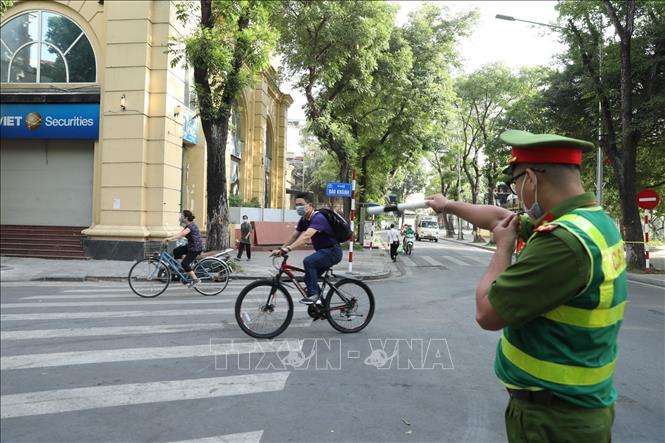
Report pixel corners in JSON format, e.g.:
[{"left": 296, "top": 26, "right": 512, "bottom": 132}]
[
  {"left": 614, "top": 7, "right": 646, "bottom": 270},
  {"left": 202, "top": 120, "right": 230, "bottom": 250}
]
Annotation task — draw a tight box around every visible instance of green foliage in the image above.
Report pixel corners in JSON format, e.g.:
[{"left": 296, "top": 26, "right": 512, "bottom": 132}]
[
  {"left": 0, "top": 0, "right": 14, "bottom": 17},
  {"left": 169, "top": 0, "right": 278, "bottom": 249},
  {"left": 274, "top": 1, "right": 397, "bottom": 180},
  {"left": 171, "top": 1, "right": 277, "bottom": 121},
  {"left": 229, "top": 195, "right": 261, "bottom": 208}
]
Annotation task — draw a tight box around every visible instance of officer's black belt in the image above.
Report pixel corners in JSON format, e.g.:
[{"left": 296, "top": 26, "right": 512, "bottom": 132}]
[{"left": 506, "top": 388, "right": 555, "bottom": 405}]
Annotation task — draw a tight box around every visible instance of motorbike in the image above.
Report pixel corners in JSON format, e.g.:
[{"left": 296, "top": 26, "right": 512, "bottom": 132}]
[{"left": 404, "top": 233, "right": 415, "bottom": 255}]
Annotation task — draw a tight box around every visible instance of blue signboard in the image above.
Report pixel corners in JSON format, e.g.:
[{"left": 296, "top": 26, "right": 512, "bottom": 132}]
[
  {"left": 0, "top": 103, "right": 99, "bottom": 139},
  {"left": 182, "top": 107, "right": 198, "bottom": 145},
  {"left": 325, "top": 181, "right": 353, "bottom": 198}
]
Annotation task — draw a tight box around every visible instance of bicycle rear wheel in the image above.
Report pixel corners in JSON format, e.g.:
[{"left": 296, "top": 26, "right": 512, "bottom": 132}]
[
  {"left": 193, "top": 258, "right": 230, "bottom": 296},
  {"left": 235, "top": 280, "right": 293, "bottom": 339},
  {"left": 324, "top": 278, "right": 375, "bottom": 333},
  {"left": 128, "top": 258, "right": 170, "bottom": 298}
]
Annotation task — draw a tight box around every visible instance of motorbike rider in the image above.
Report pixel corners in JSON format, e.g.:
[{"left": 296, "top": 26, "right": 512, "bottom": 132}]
[{"left": 402, "top": 224, "right": 416, "bottom": 251}]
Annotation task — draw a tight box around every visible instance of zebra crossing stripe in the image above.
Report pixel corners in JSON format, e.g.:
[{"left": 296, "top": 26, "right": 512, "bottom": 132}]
[
  {"left": 421, "top": 256, "right": 444, "bottom": 266},
  {"left": 0, "top": 372, "right": 290, "bottom": 419},
  {"left": 400, "top": 256, "right": 417, "bottom": 267},
  {"left": 2, "top": 299, "right": 238, "bottom": 308},
  {"left": 439, "top": 256, "right": 470, "bottom": 266},
  {"left": 0, "top": 323, "right": 223, "bottom": 340},
  {"left": 1, "top": 307, "right": 306, "bottom": 321},
  {"left": 60, "top": 285, "right": 246, "bottom": 293},
  {"left": 1, "top": 320, "right": 314, "bottom": 340},
  {"left": 462, "top": 255, "right": 489, "bottom": 265},
  {"left": 22, "top": 293, "right": 239, "bottom": 300},
  {"left": 1, "top": 339, "right": 304, "bottom": 370},
  {"left": 165, "top": 431, "right": 264, "bottom": 443}
]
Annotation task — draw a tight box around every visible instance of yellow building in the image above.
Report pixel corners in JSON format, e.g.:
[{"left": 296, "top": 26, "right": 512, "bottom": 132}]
[{"left": 0, "top": 0, "right": 292, "bottom": 259}]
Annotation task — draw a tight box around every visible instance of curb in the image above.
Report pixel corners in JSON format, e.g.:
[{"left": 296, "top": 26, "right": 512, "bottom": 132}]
[{"left": 627, "top": 274, "right": 665, "bottom": 288}]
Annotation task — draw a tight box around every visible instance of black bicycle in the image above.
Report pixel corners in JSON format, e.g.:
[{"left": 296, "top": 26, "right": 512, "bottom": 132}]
[{"left": 235, "top": 252, "right": 375, "bottom": 339}]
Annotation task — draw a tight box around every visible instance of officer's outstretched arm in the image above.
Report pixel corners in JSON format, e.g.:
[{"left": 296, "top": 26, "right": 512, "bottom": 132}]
[{"left": 427, "top": 194, "right": 513, "bottom": 231}]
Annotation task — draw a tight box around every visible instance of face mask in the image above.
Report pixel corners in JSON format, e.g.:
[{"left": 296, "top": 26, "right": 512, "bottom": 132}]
[
  {"left": 519, "top": 173, "right": 544, "bottom": 220},
  {"left": 178, "top": 215, "right": 185, "bottom": 225},
  {"left": 295, "top": 205, "right": 306, "bottom": 216},
  {"left": 242, "top": 218, "right": 248, "bottom": 222}
]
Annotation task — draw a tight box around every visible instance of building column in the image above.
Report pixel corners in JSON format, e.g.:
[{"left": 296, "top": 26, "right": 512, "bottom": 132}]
[{"left": 83, "top": 0, "right": 186, "bottom": 259}]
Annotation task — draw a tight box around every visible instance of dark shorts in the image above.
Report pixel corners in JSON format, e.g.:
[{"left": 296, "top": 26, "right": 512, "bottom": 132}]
[{"left": 173, "top": 245, "right": 201, "bottom": 272}]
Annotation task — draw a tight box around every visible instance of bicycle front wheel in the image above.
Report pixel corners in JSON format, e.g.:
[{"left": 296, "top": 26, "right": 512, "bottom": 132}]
[
  {"left": 324, "top": 278, "right": 375, "bottom": 333},
  {"left": 128, "top": 258, "right": 170, "bottom": 298},
  {"left": 235, "top": 280, "right": 293, "bottom": 339},
  {"left": 193, "top": 258, "right": 230, "bottom": 296}
]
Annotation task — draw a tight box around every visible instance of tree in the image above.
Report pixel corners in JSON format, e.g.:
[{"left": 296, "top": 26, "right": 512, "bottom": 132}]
[
  {"left": 171, "top": 0, "right": 277, "bottom": 249},
  {"left": 274, "top": 1, "right": 395, "bottom": 186},
  {"left": 554, "top": 0, "right": 665, "bottom": 268},
  {"left": 351, "top": 3, "right": 475, "bottom": 220}
]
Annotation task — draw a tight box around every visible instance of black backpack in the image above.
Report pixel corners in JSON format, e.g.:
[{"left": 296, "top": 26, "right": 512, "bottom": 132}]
[{"left": 317, "top": 209, "right": 352, "bottom": 243}]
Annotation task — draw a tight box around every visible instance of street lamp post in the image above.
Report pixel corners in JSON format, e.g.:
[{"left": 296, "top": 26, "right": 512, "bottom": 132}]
[{"left": 496, "top": 14, "right": 604, "bottom": 206}]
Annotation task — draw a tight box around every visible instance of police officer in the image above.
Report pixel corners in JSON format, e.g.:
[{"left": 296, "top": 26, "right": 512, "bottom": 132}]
[{"left": 427, "top": 129, "right": 626, "bottom": 442}]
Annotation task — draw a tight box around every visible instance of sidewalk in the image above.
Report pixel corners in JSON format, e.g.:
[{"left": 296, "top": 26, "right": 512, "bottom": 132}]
[
  {"left": 0, "top": 247, "right": 393, "bottom": 283},
  {"left": 439, "top": 236, "right": 665, "bottom": 288}
]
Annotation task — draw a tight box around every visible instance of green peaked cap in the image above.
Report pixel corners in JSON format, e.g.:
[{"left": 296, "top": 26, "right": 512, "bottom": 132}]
[
  {"left": 499, "top": 130, "right": 594, "bottom": 174},
  {"left": 499, "top": 129, "right": 594, "bottom": 151}
]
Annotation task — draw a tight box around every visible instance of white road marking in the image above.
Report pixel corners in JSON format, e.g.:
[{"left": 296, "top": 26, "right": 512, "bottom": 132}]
[
  {"left": 1, "top": 372, "right": 290, "bottom": 419},
  {"left": 1, "top": 320, "right": 313, "bottom": 340},
  {"left": 2, "top": 299, "right": 237, "bottom": 308},
  {"left": 1, "top": 339, "right": 303, "bottom": 370},
  {"left": 22, "top": 293, "right": 239, "bottom": 300},
  {"left": 60, "top": 284, "right": 246, "bottom": 293},
  {"left": 0, "top": 323, "right": 223, "bottom": 340},
  {"left": 166, "top": 431, "right": 264, "bottom": 443},
  {"left": 439, "top": 255, "right": 470, "bottom": 266},
  {"left": 400, "top": 256, "right": 417, "bottom": 267},
  {"left": 1, "top": 307, "right": 306, "bottom": 321},
  {"left": 461, "top": 255, "right": 489, "bottom": 265},
  {"left": 421, "top": 256, "right": 444, "bottom": 266}
]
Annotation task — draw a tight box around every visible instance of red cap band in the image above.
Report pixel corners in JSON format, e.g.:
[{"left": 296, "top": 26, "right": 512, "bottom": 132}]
[{"left": 511, "top": 147, "right": 582, "bottom": 165}]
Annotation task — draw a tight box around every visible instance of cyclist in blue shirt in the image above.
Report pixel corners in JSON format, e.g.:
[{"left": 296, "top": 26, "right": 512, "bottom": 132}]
[{"left": 273, "top": 192, "right": 343, "bottom": 304}]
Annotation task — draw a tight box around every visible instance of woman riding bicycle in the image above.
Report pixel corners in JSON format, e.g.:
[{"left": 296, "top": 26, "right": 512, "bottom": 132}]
[{"left": 163, "top": 209, "right": 203, "bottom": 288}]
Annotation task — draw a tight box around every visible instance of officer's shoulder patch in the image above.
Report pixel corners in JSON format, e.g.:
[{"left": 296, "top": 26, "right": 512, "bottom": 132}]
[{"left": 534, "top": 223, "right": 559, "bottom": 233}]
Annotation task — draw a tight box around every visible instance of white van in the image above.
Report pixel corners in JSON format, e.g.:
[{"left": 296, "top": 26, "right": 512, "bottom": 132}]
[{"left": 415, "top": 215, "right": 439, "bottom": 242}]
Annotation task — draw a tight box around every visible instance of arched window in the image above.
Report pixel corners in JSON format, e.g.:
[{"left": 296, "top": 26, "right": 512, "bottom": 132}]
[
  {"left": 228, "top": 107, "right": 243, "bottom": 197},
  {"left": 1, "top": 10, "right": 96, "bottom": 83},
  {"left": 264, "top": 121, "right": 273, "bottom": 208}
]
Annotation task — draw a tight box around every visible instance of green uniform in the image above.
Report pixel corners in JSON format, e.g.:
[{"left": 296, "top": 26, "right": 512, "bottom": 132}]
[{"left": 488, "top": 192, "right": 627, "bottom": 442}]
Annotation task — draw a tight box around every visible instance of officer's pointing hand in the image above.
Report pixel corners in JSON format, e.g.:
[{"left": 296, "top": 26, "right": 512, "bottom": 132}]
[
  {"left": 493, "top": 213, "right": 518, "bottom": 251},
  {"left": 425, "top": 194, "right": 449, "bottom": 213}
]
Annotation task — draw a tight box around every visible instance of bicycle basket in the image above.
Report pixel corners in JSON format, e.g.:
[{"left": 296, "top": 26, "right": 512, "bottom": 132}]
[{"left": 143, "top": 240, "right": 167, "bottom": 258}]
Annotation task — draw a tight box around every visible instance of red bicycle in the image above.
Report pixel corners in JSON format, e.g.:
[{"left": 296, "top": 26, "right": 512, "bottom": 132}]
[{"left": 235, "top": 252, "right": 375, "bottom": 339}]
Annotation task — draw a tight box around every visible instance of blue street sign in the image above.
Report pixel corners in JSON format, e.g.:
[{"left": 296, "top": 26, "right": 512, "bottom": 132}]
[
  {"left": 325, "top": 181, "right": 353, "bottom": 198},
  {"left": 0, "top": 103, "right": 99, "bottom": 139}
]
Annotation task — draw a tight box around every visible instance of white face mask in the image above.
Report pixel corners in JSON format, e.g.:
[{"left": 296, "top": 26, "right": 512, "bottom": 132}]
[
  {"left": 519, "top": 173, "right": 544, "bottom": 220},
  {"left": 178, "top": 215, "right": 185, "bottom": 225}
]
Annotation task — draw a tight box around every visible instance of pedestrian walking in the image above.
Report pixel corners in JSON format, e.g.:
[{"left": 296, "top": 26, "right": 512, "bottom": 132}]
[
  {"left": 235, "top": 215, "right": 252, "bottom": 261},
  {"left": 387, "top": 224, "right": 401, "bottom": 262},
  {"left": 427, "top": 129, "right": 627, "bottom": 442}
]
